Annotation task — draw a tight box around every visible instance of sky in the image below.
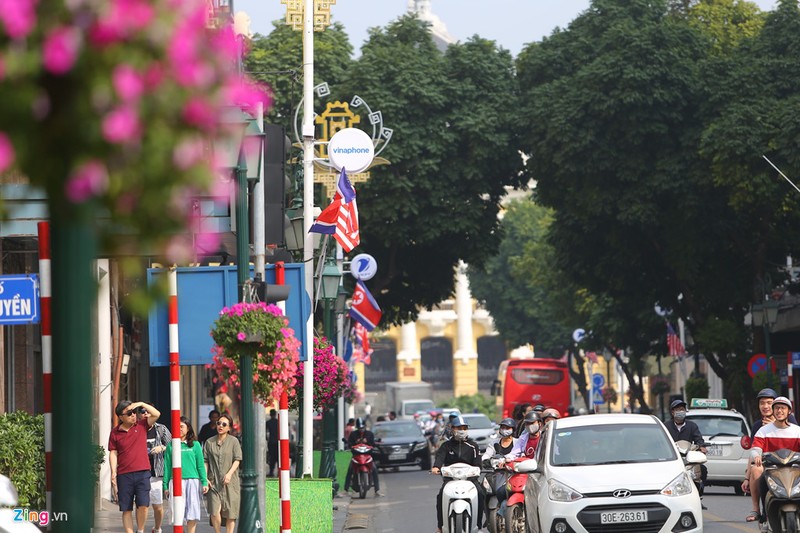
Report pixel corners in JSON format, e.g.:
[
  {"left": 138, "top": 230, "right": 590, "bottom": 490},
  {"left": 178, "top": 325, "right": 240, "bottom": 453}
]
[{"left": 234, "top": 0, "right": 780, "bottom": 58}]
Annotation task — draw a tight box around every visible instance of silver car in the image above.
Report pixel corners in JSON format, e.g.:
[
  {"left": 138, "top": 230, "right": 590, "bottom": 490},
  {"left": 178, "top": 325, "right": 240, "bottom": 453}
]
[
  {"left": 462, "top": 413, "right": 497, "bottom": 453},
  {"left": 685, "top": 399, "right": 750, "bottom": 495}
]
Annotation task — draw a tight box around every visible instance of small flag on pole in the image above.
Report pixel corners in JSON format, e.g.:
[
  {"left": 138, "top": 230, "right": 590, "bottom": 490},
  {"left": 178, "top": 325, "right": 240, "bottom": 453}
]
[
  {"left": 309, "top": 168, "right": 360, "bottom": 252},
  {"left": 349, "top": 280, "right": 382, "bottom": 331},
  {"left": 667, "top": 322, "right": 686, "bottom": 357},
  {"left": 351, "top": 323, "right": 373, "bottom": 365}
]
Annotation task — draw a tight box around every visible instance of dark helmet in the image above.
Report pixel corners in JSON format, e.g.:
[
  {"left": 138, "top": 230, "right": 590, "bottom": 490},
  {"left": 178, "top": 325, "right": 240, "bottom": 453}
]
[
  {"left": 670, "top": 399, "right": 687, "bottom": 411},
  {"left": 499, "top": 417, "right": 516, "bottom": 428},
  {"left": 355, "top": 417, "right": 365, "bottom": 429},
  {"left": 757, "top": 388, "right": 778, "bottom": 400},
  {"left": 532, "top": 404, "right": 546, "bottom": 413},
  {"left": 451, "top": 415, "right": 469, "bottom": 428},
  {"left": 524, "top": 411, "right": 541, "bottom": 424}
]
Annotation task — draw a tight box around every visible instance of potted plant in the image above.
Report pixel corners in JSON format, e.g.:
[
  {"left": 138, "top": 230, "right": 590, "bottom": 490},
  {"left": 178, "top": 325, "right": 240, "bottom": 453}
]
[
  {"left": 289, "top": 337, "right": 358, "bottom": 411},
  {"left": 209, "top": 302, "right": 301, "bottom": 406}
]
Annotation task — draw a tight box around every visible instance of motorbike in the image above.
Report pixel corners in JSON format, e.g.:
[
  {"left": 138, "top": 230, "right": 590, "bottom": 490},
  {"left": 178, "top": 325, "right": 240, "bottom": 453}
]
[
  {"left": 440, "top": 462, "right": 482, "bottom": 533},
  {"left": 502, "top": 457, "right": 534, "bottom": 533},
  {"left": 761, "top": 448, "right": 800, "bottom": 533},
  {"left": 481, "top": 455, "right": 507, "bottom": 533},
  {"left": 349, "top": 443, "right": 375, "bottom": 499},
  {"left": 675, "top": 440, "right": 708, "bottom": 495}
]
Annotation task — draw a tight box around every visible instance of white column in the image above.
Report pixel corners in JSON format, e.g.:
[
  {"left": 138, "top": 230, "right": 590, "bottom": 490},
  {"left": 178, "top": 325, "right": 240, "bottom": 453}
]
[
  {"left": 97, "top": 259, "right": 112, "bottom": 501},
  {"left": 397, "top": 322, "right": 420, "bottom": 365},
  {"left": 454, "top": 261, "right": 477, "bottom": 363}
]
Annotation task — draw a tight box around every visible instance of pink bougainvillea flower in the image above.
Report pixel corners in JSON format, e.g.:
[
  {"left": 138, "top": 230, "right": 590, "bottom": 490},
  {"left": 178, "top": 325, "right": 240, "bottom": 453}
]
[
  {"left": 143, "top": 63, "right": 165, "bottom": 91},
  {"left": 173, "top": 137, "right": 205, "bottom": 170},
  {"left": 65, "top": 160, "right": 108, "bottom": 203},
  {"left": 210, "top": 25, "right": 239, "bottom": 63},
  {"left": 102, "top": 105, "right": 141, "bottom": 144},
  {"left": 112, "top": 64, "right": 144, "bottom": 102},
  {"left": 182, "top": 97, "right": 216, "bottom": 130},
  {"left": 224, "top": 79, "right": 271, "bottom": 111},
  {"left": 237, "top": 332, "right": 246, "bottom": 341},
  {"left": 42, "top": 26, "right": 82, "bottom": 75},
  {"left": 0, "top": 0, "right": 38, "bottom": 40},
  {"left": 0, "top": 132, "right": 14, "bottom": 173},
  {"left": 164, "top": 235, "right": 192, "bottom": 265},
  {"left": 195, "top": 232, "right": 222, "bottom": 256}
]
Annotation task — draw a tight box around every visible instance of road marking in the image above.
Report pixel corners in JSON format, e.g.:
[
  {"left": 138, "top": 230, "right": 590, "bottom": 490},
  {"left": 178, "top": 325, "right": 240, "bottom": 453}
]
[{"left": 408, "top": 485, "right": 432, "bottom": 490}]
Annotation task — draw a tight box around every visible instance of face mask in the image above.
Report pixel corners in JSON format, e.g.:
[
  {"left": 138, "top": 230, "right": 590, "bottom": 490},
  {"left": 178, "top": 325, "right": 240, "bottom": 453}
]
[
  {"left": 673, "top": 411, "right": 687, "bottom": 423},
  {"left": 499, "top": 428, "right": 513, "bottom": 438},
  {"left": 527, "top": 422, "right": 540, "bottom": 434},
  {"left": 454, "top": 429, "right": 469, "bottom": 441}
]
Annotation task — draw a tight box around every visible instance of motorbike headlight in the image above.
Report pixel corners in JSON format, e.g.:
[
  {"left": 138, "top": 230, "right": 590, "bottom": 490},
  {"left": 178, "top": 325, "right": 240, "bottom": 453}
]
[
  {"left": 548, "top": 479, "right": 583, "bottom": 502},
  {"left": 791, "top": 478, "right": 800, "bottom": 497},
  {"left": 661, "top": 472, "right": 694, "bottom": 497},
  {"left": 767, "top": 475, "right": 789, "bottom": 498}
]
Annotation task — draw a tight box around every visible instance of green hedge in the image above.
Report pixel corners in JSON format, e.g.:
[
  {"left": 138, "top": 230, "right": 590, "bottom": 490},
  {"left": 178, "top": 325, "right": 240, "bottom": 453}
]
[
  {"left": 0, "top": 412, "right": 45, "bottom": 507},
  {"left": 0, "top": 411, "right": 105, "bottom": 508}
]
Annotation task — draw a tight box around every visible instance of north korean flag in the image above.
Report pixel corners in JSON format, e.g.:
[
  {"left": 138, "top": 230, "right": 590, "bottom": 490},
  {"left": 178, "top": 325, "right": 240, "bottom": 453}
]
[{"left": 348, "top": 280, "right": 382, "bottom": 331}]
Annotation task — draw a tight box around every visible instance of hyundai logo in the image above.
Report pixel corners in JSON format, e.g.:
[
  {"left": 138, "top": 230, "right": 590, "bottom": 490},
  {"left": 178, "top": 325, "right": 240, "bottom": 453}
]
[{"left": 612, "top": 489, "right": 632, "bottom": 499}]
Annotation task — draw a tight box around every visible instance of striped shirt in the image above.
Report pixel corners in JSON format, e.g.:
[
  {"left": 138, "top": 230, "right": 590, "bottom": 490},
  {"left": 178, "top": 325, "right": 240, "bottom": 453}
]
[{"left": 751, "top": 422, "right": 800, "bottom": 458}]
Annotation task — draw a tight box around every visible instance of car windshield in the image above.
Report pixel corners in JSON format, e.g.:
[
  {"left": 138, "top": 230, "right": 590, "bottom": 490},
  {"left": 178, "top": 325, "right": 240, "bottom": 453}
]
[
  {"left": 464, "top": 415, "right": 493, "bottom": 429},
  {"left": 688, "top": 414, "right": 747, "bottom": 437},
  {"left": 551, "top": 423, "right": 677, "bottom": 466},
  {"left": 374, "top": 423, "right": 423, "bottom": 439}
]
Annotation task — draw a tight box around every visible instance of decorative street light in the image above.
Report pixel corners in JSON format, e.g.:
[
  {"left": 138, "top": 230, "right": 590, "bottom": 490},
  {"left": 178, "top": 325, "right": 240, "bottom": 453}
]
[{"left": 318, "top": 255, "right": 342, "bottom": 491}]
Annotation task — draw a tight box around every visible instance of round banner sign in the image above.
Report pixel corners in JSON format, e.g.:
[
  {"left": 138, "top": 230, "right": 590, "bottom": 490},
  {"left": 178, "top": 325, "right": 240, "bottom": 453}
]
[
  {"left": 350, "top": 253, "right": 378, "bottom": 281},
  {"left": 328, "top": 128, "right": 375, "bottom": 174}
]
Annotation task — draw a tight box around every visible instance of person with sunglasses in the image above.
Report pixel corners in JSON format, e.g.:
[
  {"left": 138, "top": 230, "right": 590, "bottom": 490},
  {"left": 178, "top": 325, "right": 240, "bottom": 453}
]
[
  {"left": 203, "top": 414, "right": 241, "bottom": 533},
  {"left": 138, "top": 406, "right": 171, "bottom": 533},
  {"left": 108, "top": 400, "right": 161, "bottom": 533}
]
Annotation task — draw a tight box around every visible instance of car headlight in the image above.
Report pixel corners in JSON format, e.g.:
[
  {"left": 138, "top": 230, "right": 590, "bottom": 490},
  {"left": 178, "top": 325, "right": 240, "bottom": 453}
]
[
  {"left": 548, "top": 479, "right": 583, "bottom": 502},
  {"left": 661, "top": 472, "right": 694, "bottom": 497},
  {"left": 767, "top": 475, "right": 789, "bottom": 498},
  {"left": 411, "top": 442, "right": 427, "bottom": 452}
]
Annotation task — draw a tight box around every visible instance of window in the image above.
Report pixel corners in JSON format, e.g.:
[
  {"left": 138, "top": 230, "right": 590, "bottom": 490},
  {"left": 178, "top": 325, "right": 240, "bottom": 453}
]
[{"left": 510, "top": 368, "right": 563, "bottom": 385}]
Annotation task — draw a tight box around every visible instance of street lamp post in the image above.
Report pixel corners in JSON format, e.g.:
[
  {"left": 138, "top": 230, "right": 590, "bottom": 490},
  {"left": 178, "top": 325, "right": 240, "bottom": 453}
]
[
  {"left": 319, "top": 257, "right": 342, "bottom": 492},
  {"left": 752, "top": 299, "right": 780, "bottom": 367}
]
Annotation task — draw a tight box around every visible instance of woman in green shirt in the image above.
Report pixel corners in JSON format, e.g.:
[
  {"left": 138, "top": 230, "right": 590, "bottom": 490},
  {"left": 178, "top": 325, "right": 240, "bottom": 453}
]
[
  {"left": 163, "top": 416, "right": 208, "bottom": 533},
  {"left": 203, "top": 413, "right": 242, "bottom": 533}
]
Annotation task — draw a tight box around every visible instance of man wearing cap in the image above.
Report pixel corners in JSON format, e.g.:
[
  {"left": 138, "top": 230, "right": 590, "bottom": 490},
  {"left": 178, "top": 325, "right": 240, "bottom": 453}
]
[
  {"left": 431, "top": 415, "right": 483, "bottom": 533},
  {"left": 665, "top": 399, "right": 707, "bottom": 504},
  {"left": 482, "top": 418, "right": 517, "bottom": 515},
  {"left": 747, "top": 396, "right": 800, "bottom": 523}
]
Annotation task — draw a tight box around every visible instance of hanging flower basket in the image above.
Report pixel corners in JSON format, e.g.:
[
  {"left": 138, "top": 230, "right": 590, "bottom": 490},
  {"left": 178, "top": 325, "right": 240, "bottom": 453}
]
[
  {"left": 289, "top": 336, "right": 360, "bottom": 412},
  {"left": 650, "top": 375, "right": 671, "bottom": 396},
  {"left": 209, "top": 302, "right": 300, "bottom": 406},
  {"left": 601, "top": 386, "right": 618, "bottom": 405}
]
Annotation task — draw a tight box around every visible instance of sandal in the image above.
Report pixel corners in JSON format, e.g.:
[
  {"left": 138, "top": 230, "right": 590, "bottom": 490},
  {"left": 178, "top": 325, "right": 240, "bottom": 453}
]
[{"left": 746, "top": 510, "right": 761, "bottom": 522}]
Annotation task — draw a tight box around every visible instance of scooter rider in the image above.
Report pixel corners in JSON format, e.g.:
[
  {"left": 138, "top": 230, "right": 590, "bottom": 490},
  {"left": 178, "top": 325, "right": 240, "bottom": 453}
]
[
  {"left": 665, "top": 399, "right": 707, "bottom": 497},
  {"left": 431, "top": 415, "right": 483, "bottom": 533},
  {"left": 744, "top": 388, "right": 798, "bottom": 522},
  {"left": 749, "top": 396, "right": 800, "bottom": 524},
  {"left": 482, "top": 418, "right": 517, "bottom": 503},
  {"left": 344, "top": 418, "right": 382, "bottom": 497},
  {"left": 508, "top": 411, "right": 543, "bottom": 459}
]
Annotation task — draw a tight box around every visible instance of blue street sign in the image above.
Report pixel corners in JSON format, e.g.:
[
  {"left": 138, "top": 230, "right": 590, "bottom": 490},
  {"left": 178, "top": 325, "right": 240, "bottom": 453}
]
[
  {"left": 0, "top": 275, "right": 39, "bottom": 325},
  {"left": 592, "top": 373, "right": 605, "bottom": 405},
  {"left": 792, "top": 352, "right": 800, "bottom": 368}
]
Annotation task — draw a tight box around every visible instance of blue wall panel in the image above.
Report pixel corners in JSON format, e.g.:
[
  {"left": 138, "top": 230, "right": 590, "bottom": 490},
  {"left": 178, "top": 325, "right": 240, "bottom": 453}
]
[{"left": 148, "top": 264, "right": 310, "bottom": 367}]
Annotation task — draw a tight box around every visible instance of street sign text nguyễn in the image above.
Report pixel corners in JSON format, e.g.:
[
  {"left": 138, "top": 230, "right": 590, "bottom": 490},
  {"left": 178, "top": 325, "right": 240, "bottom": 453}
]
[{"left": 0, "top": 275, "right": 40, "bottom": 325}]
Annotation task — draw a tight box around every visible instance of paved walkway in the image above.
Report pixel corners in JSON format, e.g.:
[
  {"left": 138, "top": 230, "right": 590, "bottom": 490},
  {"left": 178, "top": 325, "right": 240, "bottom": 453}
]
[{"left": 93, "top": 492, "right": 354, "bottom": 533}]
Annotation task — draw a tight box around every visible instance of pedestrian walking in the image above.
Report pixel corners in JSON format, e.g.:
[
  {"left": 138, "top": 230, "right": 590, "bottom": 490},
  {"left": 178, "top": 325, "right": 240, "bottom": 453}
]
[
  {"left": 363, "top": 401, "right": 372, "bottom": 426},
  {"left": 197, "top": 409, "right": 220, "bottom": 445},
  {"left": 108, "top": 400, "right": 161, "bottom": 533},
  {"left": 265, "top": 409, "right": 279, "bottom": 477},
  {"left": 163, "top": 416, "right": 208, "bottom": 533},
  {"left": 203, "top": 413, "right": 241, "bottom": 533},
  {"left": 139, "top": 406, "right": 171, "bottom": 533}
]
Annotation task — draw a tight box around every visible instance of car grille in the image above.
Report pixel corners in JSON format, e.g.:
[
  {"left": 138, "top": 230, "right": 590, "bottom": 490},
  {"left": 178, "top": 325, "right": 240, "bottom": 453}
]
[
  {"left": 577, "top": 503, "right": 670, "bottom": 533},
  {"left": 583, "top": 489, "right": 661, "bottom": 498}
]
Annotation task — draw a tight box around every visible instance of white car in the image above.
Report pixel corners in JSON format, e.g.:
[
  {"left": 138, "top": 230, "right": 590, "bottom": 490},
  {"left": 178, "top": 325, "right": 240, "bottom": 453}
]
[
  {"left": 520, "top": 413, "right": 703, "bottom": 533},
  {"left": 461, "top": 413, "right": 496, "bottom": 453},
  {"left": 685, "top": 399, "right": 751, "bottom": 494}
]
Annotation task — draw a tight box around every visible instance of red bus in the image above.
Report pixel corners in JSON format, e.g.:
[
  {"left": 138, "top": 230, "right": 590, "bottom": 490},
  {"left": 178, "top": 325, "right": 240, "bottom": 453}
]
[{"left": 494, "top": 358, "right": 571, "bottom": 418}]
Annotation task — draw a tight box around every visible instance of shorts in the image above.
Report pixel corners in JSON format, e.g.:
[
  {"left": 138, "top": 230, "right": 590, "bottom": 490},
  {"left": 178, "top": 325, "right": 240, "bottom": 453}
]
[
  {"left": 150, "top": 476, "right": 163, "bottom": 505},
  {"left": 117, "top": 470, "right": 151, "bottom": 512}
]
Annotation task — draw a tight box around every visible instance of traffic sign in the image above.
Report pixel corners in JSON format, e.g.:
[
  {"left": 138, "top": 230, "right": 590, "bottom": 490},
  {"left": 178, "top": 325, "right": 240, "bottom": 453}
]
[
  {"left": 592, "top": 373, "right": 605, "bottom": 405},
  {"left": 0, "top": 275, "right": 39, "bottom": 325},
  {"left": 747, "top": 353, "right": 776, "bottom": 378}
]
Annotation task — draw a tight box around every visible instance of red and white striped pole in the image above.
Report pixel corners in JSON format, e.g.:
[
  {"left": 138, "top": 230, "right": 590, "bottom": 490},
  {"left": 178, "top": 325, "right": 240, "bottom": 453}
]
[
  {"left": 168, "top": 269, "right": 184, "bottom": 533},
  {"left": 37, "top": 222, "right": 52, "bottom": 518},
  {"left": 276, "top": 262, "right": 292, "bottom": 533},
  {"left": 788, "top": 352, "right": 794, "bottom": 407}
]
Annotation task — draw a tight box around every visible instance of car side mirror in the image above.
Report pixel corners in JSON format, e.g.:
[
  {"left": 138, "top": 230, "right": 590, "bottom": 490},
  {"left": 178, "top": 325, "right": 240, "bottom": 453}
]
[
  {"left": 375, "top": 438, "right": 382, "bottom": 443},
  {"left": 741, "top": 435, "right": 752, "bottom": 450},
  {"left": 686, "top": 450, "right": 707, "bottom": 464},
  {"left": 514, "top": 459, "right": 538, "bottom": 473}
]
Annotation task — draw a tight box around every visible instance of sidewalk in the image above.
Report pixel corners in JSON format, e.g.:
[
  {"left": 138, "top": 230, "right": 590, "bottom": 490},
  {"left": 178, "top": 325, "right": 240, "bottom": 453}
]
[{"left": 93, "top": 492, "right": 354, "bottom": 532}]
